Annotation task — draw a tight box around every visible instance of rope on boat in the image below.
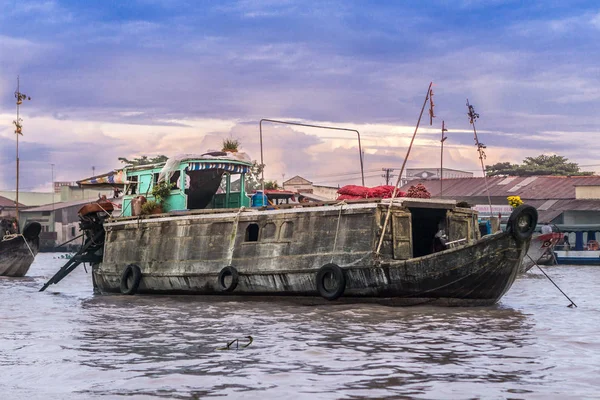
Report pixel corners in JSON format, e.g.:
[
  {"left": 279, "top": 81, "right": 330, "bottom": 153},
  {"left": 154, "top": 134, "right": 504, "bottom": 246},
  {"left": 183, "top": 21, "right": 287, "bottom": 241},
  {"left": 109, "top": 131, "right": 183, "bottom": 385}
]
[
  {"left": 2, "top": 233, "right": 36, "bottom": 259},
  {"left": 227, "top": 206, "right": 246, "bottom": 266},
  {"left": 526, "top": 253, "right": 577, "bottom": 308},
  {"left": 330, "top": 200, "right": 347, "bottom": 263}
]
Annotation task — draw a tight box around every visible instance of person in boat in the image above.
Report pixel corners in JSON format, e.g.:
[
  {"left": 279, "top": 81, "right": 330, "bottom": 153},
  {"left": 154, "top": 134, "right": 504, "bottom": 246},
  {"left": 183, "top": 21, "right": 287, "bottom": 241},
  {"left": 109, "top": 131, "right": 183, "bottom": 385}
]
[
  {"left": 1, "top": 218, "right": 17, "bottom": 235},
  {"left": 541, "top": 222, "right": 552, "bottom": 234},
  {"left": 562, "top": 234, "right": 571, "bottom": 250},
  {"left": 432, "top": 229, "right": 448, "bottom": 253}
]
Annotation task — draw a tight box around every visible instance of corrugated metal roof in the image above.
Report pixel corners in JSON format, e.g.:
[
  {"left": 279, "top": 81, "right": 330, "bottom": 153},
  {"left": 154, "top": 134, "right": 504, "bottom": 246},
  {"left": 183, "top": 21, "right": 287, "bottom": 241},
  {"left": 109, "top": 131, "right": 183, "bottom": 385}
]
[
  {"left": 402, "top": 175, "right": 600, "bottom": 200},
  {"left": 0, "top": 195, "right": 24, "bottom": 208},
  {"left": 538, "top": 199, "right": 558, "bottom": 211}
]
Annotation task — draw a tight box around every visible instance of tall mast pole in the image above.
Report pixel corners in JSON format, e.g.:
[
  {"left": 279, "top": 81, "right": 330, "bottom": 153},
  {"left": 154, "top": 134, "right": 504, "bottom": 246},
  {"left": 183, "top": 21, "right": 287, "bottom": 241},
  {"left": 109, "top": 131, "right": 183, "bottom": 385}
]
[
  {"left": 13, "top": 76, "right": 31, "bottom": 232},
  {"left": 466, "top": 99, "right": 492, "bottom": 217},
  {"left": 440, "top": 121, "right": 448, "bottom": 197},
  {"left": 16, "top": 77, "right": 20, "bottom": 227},
  {"left": 376, "top": 82, "right": 434, "bottom": 256}
]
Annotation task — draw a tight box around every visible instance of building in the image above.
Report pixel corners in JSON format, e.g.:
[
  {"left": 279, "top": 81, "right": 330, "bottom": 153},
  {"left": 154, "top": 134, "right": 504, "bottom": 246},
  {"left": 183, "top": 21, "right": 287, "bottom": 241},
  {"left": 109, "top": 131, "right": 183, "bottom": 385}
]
[
  {"left": 0, "top": 185, "right": 114, "bottom": 207},
  {"left": 0, "top": 191, "right": 54, "bottom": 207},
  {"left": 0, "top": 195, "right": 25, "bottom": 218},
  {"left": 282, "top": 176, "right": 314, "bottom": 193},
  {"left": 399, "top": 175, "right": 600, "bottom": 224},
  {"left": 282, "top": 176, "right": 339, "bottom": 200},
  {"left": 54, "top": 181, "right": 78, "bottom": 193},
  {"left": 402, "top": 168, "right": 473, "bottom": 186}
]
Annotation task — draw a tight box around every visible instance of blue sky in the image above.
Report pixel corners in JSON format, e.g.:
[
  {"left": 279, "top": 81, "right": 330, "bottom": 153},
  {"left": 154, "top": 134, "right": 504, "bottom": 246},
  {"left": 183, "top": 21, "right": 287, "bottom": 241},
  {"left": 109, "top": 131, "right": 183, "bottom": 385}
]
[{"left": 1, "top": 0, "right": 600, "bottom": 191}]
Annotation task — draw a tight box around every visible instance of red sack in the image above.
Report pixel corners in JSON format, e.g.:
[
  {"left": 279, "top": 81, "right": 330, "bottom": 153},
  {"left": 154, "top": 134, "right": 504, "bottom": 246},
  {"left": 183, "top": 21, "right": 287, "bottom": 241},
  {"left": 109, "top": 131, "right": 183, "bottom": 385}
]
[
  {"left": 337, "top": 185, "right": 369, "bottom": 197},
  {"left": 406, "top": 183, "right": 431, "bottom": 199}
]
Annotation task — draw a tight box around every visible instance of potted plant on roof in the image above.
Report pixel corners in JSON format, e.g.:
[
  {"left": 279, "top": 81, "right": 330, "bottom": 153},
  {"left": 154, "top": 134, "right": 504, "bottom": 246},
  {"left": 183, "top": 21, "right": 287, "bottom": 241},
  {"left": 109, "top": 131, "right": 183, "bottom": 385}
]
[
  {"left": 140, "top": 181, "right": 174, "bottom": 215},
  {"left": 222, "top": 138, "right": 240, "bottom": 153}
]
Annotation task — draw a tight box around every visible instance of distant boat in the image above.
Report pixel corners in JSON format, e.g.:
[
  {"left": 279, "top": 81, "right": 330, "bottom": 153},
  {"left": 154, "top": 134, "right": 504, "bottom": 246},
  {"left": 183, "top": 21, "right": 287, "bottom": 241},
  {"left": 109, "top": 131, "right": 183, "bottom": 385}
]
[
  {"left": 0, "top": 77, "right": 41, "bottom": 277},
  {"left": 520, "top": 232, "right": 563, "bottom": 273},
  {"left": 0, "top": 222, "right": 41, "bottom": 276},
  {"left": 551, "top": 224, "right": 600, "bottom": 265},
  {"left": 42, "top": 154, "right": 538, "bottom": 306}
]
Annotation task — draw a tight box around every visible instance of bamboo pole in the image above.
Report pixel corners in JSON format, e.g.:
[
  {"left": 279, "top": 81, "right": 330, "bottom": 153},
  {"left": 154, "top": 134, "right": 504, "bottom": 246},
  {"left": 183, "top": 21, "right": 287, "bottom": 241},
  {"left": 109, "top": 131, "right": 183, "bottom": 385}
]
[{"left": 376, "top": 82, "right": 433, "bottom": 256}]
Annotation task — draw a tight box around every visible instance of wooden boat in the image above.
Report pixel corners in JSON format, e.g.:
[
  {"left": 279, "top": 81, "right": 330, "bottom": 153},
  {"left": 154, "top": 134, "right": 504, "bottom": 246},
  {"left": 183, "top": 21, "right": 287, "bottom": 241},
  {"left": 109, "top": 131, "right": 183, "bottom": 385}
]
[
  {"left": 520, "top": 232, "right": 563, "bottom": 273},
  {"left": 0, "top": 221, "right": 41, "bottom": 276},
  {"left": 548, "top": 225, "right": 600, "bottom": 265},
  {"left": 41, "top": 154, "right": 538, "bottom": 306}
]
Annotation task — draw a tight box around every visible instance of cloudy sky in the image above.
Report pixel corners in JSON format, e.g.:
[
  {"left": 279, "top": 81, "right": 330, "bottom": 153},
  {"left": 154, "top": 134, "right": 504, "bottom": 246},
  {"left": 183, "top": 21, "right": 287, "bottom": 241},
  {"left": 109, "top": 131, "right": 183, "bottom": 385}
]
[{"left": 1, "top": 0, "right": 599, "bottom": 192}]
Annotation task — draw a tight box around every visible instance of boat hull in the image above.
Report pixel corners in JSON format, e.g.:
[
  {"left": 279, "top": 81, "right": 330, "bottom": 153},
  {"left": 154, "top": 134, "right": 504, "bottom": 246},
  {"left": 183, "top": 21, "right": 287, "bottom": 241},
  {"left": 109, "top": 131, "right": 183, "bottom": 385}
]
[
  {"left": 0, "top": 235, "right": 40, "bottom": 277},
  {"left": 554, "top": 250, "right": 600, "bottom": 265},
  {"left": 520, "top": 232, "right": 562, "bottom": 273},
  {"left": 93, "top": 231, "right": 526, "bottom": 306}
]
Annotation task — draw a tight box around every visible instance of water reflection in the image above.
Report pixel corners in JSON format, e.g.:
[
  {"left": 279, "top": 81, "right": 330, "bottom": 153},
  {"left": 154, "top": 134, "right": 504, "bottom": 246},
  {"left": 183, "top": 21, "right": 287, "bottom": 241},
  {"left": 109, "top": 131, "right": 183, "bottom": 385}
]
[{"left": 68, "top": 295, "right": 539, "bottom": 398}]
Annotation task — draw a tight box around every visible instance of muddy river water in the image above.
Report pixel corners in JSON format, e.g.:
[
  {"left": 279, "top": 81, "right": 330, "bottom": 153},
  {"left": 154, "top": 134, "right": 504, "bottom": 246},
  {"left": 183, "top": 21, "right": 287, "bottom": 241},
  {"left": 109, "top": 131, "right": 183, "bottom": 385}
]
[{"left": 1, "top": 253, "right": 599, "bottom": 399}]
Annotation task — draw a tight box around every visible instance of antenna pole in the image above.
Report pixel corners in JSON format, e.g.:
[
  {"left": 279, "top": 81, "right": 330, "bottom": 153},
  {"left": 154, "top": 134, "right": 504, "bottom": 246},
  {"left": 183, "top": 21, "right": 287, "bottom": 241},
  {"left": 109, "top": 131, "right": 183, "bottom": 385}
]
[
  {"left": 467, "top": 99, "right": 492, "bottom": 217},
  {"left": 13, "top": 76, "right": 31, "bottom": 232},
  {"left": 440, "top": 121, "right": 448, "bottom": 197},
  {"left": 16, "top": 77, "right": 20, "bottom": 228},
  {"left": 259, "top": 119, "right": 365, "bottom": 186}
]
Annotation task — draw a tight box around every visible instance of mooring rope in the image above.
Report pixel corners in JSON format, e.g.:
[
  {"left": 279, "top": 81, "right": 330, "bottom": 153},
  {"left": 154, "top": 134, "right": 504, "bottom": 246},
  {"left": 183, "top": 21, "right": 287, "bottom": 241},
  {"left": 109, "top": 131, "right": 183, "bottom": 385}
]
[
  {"left": 227, "top": 206, "right": 246, "bottom": 265},
  {"left": 526, "top": 253, "right": 577, "bottom": 307},
  {"left": 330, "top": 200, "right": 347, "bottom": 263}
]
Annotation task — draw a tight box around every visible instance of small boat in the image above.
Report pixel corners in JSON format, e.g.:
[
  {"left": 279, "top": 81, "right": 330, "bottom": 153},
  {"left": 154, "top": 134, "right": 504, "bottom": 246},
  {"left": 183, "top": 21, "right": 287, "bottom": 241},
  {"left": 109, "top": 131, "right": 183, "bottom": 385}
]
[
  {"left": 520, "top": 232, "right": 563, "bottom": 273},
  {"left": 0, "top": 77, "right": 41, "bottom": 277},
  {"left": 41, "top": 153, "right": 538, "bottom": 306},
  {"left": 0, "top": 222, "right": 41, "bottom": 276},
  {"left": 554, "top": 249, "right": 600, "bottom": 265},
  {"left": 550, "top": 224, "right": 600, "bottom": 265}
]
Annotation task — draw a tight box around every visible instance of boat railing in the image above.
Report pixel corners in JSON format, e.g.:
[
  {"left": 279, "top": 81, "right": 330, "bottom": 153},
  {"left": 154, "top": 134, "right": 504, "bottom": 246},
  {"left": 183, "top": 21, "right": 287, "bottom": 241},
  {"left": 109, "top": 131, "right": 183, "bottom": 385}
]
[{"left": 446, "top": 238, "right": 468, "bottom": 248}]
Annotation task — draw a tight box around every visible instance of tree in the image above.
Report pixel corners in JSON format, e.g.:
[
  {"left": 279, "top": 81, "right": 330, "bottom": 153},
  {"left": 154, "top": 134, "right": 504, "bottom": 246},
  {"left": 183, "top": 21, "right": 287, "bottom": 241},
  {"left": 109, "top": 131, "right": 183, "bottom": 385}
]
[
  {"left": 486, "top": 155, "right": 593, "bottom": 177},
  {"left": 245, "top": 161, "right": 265, "bottom": 192},
  {"left": 264, "top": 180, "right": 279, "bottom": 190},
  {"left": 118, "top": 155, "right": 169, "bottom": 166}
]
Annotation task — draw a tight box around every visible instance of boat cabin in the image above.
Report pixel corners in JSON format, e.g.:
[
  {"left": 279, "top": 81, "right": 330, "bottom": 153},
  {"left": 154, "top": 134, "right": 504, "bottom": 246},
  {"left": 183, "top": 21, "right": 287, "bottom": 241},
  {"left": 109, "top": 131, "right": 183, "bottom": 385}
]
[{"left": 121, "top": 154, "right": 254, "bottom": 217}]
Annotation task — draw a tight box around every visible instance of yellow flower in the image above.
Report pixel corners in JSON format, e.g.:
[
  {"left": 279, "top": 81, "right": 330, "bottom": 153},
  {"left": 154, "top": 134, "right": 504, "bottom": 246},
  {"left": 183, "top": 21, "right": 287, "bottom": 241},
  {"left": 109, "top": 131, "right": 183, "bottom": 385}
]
[{"left": 507, "top": 195, "right": 523, "bottom": 208}]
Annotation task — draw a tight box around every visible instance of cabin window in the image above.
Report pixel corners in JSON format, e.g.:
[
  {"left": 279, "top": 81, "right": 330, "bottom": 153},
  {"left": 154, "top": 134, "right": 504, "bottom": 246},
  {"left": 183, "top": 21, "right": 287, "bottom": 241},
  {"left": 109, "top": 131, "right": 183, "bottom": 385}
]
[
  {"left": 169, "top": 171, "right": 181, "bottom": 188},
  {"left": 42, "top": 211, "right": 51, "bottom": 216},
  {"left": 262, "top": 223, "right": 277, "bottom": 240},
  {"left": 245, "top": 223, "right": 259, "bottom": 242},
  {"left": 280, "top": 221, "right": 294, "bottom": 239},
  {"left": 71, "top": 227, "right": 76, "bottom": 236},
  {"left": 153, "top": 173, "right": 160, "bottom": 185},
  {"left": 127, "top": 176, "right": 138, "bottom": 195}
]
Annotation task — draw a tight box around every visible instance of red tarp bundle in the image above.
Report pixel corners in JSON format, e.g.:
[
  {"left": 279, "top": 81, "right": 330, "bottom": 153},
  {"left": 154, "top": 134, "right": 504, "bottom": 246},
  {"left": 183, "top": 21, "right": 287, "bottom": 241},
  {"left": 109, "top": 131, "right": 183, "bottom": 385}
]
[{"left": 336, "top": 185, "right": 406, "bottom": 200}]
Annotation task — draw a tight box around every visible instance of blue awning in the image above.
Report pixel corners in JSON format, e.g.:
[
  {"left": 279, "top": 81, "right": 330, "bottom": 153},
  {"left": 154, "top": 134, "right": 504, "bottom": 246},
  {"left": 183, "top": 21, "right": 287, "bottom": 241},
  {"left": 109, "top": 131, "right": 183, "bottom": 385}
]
[{"left": 186, "top": 162, "right": 250, "bottom": 174}]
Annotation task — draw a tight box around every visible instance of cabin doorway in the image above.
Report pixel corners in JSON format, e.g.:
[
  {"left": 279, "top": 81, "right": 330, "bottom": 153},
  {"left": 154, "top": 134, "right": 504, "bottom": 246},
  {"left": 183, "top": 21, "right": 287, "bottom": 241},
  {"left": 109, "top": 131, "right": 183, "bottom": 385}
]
[
  {"left": 409, "top": 207, "right": 447, "bottom": 257},
  {"left": 187, "top": 170, "right": 224, "bottom": 209}
]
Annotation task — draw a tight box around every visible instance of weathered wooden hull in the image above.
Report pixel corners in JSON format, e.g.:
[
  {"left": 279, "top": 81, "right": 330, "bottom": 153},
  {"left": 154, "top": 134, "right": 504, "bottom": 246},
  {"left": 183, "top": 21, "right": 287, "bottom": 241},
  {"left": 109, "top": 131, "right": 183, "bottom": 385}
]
[
  {"left": 92, "top": 203, "right": 528, "bottom": 306},
  {"left": 0, "top": 235, "right": 39, "bottom": 277}
]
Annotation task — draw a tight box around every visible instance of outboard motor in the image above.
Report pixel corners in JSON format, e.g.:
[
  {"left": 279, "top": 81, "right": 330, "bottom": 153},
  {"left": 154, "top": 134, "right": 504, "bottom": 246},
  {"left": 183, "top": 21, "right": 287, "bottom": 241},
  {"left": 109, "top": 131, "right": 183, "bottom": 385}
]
[{"left": 40, "top": 200, "right": 114, "bottom": 292}]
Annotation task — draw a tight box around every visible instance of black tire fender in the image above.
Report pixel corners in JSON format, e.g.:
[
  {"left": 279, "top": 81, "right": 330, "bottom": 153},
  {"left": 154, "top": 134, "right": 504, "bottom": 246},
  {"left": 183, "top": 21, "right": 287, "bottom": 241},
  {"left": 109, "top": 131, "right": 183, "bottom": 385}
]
[
  {"left": 507, "top": 205, "right": 538, "bottom": 243},
  {"left": 218, "top": 266, "right": 239, "bottom": 292},
  {"left": 316, "top": 263, "right": 346, "bottom": 301},
  {"left": 120, "top": 264, "right": 142, "bottom": 295},
  {"left": 22, "top": 222, "right": 42, "bottom": 240}
]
